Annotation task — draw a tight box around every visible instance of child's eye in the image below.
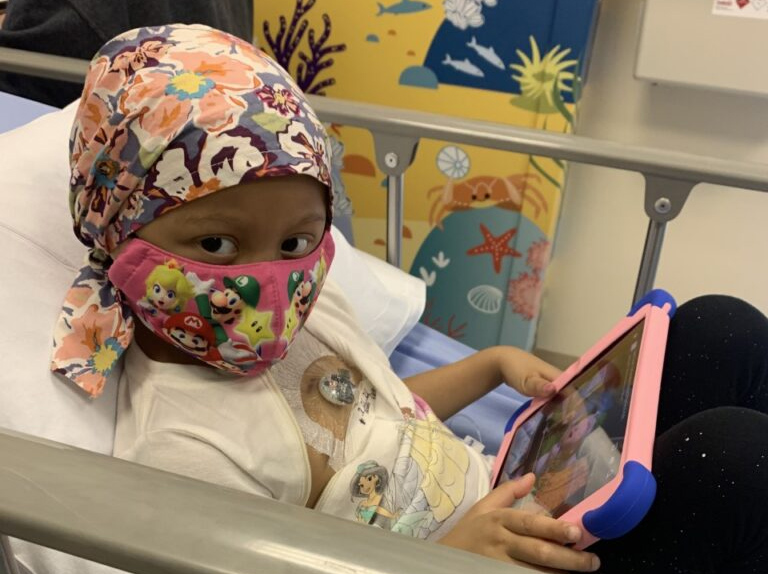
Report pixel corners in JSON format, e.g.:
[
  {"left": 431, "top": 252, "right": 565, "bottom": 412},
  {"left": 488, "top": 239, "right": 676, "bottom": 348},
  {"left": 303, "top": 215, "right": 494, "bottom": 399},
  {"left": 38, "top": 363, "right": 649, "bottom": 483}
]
[
  {"left": 281, "top": 237, "right": 310, "bottom": 257},
  {"left": 200, "top": 236, "right": 237, "bottom": 256}
]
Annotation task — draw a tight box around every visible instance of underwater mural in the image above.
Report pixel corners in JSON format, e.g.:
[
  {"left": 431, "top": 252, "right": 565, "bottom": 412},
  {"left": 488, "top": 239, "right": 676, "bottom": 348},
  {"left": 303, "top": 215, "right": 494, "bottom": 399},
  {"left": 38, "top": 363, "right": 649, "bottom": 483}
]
[{"left": 256, "top": 0, "right": 599, "bottom": 350}]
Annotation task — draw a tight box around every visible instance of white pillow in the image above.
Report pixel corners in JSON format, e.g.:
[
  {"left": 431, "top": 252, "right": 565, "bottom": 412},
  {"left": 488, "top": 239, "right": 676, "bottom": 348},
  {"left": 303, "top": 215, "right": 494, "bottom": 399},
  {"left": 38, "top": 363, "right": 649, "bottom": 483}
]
[
  {"left": 0, "top": 102, "right": 425, "bottom": 448},
  {"left": 328, "top": 228, "right": 425, "bottom": 356},
  {"left": 0, "top": 103, "right": 119, "bottom": 456}
]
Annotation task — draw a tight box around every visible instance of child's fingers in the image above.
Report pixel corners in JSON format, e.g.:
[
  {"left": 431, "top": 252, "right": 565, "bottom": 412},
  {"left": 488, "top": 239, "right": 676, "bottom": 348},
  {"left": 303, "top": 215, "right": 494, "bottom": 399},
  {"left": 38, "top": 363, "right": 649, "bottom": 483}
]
[
  {"left": 532, "top": 358, "right": 562, "bottom": 383},
  {"left": 521, "top": 376, "right": 558, "bottom": 397},
  {"left": 472, "top": 473, "right": 536, "bottom": 513},
  {"left": 499, "top": 509, "right": 583, "bottom": 545},
  {"left": 501, "top": 531, "right": 600, "bottom": 573}
]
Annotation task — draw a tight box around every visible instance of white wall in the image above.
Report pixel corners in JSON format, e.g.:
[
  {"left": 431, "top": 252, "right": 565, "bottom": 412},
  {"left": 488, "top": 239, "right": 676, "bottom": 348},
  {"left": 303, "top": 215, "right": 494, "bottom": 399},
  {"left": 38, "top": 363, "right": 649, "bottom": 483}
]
[{"left": 536, "top": 0, "right": 768, "bottom": 357}]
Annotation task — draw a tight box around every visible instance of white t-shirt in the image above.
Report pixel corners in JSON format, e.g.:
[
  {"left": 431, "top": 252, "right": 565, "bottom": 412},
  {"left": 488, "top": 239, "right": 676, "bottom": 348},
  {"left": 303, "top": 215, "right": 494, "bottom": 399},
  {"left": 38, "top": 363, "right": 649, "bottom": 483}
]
[{"left": 114, "top": 279, "right": 491, "bottom": 540}]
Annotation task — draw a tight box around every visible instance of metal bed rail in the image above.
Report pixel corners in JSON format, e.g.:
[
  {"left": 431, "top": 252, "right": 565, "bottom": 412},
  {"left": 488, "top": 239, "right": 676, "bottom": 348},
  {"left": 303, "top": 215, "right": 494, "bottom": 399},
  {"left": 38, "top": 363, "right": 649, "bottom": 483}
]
[
  {"left": 2, "top": 47, "right": 768, "bottom": 299},
  {"left": 0, "top": 428, "right": 533, "bottom": 574}
]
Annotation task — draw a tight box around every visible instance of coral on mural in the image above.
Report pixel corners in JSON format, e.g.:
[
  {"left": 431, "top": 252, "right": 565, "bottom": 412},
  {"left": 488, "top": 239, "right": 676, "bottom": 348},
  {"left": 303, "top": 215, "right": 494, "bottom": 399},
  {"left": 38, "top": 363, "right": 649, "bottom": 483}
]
[
  {"left": 422, "top": 300, "right": 468, "bottom": 339},
  {"left": 526, "top": 239, "right": 551, "bottom": 274},
  {"left": 508, "top": 239, "right": 551, "bottom": 322},
  {"left": 443, "top": 0, "right": 486, "bottom": 30},
  {"left": 263, "top": 0, "right": 347, "bottom": 95},
  {"left": 507, "top": 272, "right": 543, "bottom": 321}
]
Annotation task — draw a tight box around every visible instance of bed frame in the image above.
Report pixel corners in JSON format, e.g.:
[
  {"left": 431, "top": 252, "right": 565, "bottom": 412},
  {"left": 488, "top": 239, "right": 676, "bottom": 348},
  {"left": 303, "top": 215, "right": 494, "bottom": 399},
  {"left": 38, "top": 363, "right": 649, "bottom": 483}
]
[{"left": 1, "top": 46, "right": 767, "bottom": 574}]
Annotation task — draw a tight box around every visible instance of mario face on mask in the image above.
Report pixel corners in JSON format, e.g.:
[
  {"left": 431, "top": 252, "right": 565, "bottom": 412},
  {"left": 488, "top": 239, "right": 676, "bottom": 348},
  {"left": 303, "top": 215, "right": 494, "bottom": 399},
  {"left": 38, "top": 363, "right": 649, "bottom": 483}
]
[{"left": 163, "top": 313, "right": 221, "bottom": 362}]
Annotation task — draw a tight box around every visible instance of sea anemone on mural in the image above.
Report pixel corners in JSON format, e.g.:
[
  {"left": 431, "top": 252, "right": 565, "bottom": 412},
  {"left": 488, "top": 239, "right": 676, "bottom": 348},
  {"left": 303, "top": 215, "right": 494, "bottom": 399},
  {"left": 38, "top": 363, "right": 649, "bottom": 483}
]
[{"left": 509, "top": 36, "right": 578, "bottom": 114}]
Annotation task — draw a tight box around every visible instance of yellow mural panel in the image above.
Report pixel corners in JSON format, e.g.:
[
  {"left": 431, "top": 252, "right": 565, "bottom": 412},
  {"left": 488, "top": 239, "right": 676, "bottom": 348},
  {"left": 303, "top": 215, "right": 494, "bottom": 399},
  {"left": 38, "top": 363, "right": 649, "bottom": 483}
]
[{"left": 254, "top": 0, "right": 597, "bottom": 349}]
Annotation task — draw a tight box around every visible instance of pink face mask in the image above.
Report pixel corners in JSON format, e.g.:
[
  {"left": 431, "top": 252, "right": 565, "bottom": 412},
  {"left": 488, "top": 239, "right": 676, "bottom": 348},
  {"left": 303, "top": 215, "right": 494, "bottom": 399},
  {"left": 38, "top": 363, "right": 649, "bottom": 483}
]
[{"left": 107, "top": 233, "right": 335, "bottom": 376}]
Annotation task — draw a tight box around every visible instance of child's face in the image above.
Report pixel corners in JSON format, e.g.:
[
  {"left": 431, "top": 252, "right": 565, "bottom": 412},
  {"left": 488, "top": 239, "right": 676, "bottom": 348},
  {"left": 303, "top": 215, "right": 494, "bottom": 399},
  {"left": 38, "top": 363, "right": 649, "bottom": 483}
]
[{"left": 125, "top": 175, "right": 327, "bottom": 264}]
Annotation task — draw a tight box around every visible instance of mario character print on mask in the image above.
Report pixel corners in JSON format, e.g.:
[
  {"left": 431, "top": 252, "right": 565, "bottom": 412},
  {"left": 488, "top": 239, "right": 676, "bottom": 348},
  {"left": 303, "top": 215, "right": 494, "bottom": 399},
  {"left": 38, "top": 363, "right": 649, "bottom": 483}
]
[
  {"left": 141, "top": 260, "right": 197, "bottom": 316},
  {"left": 108, "top": 235, "right": 334, "bottom": 376},
  {"left": 163, "top": 313, "right": 222, "bottom": 363}
]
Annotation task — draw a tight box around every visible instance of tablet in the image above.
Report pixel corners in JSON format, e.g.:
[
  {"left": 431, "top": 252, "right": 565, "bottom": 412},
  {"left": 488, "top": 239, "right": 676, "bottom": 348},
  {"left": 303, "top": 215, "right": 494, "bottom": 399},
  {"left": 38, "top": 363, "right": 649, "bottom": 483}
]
[{"left": 490, "top": 290, "right": 676, "bottom": 549}]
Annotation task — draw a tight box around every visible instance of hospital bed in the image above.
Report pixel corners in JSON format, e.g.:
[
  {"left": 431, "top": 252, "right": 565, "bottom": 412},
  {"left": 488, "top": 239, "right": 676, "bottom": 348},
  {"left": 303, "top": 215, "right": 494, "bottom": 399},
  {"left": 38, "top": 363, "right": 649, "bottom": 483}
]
[{"left": 1, "top": 46, "right": 768, "bottom": 574}]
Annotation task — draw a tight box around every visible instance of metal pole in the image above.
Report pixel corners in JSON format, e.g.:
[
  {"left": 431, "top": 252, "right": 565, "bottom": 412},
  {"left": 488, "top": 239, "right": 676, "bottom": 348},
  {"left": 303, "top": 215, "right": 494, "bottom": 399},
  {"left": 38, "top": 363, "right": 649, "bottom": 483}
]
[
  {"left": 386, "top": 174, "right": 404, "bottom": 268},
  {"left": 1, "top": 48, "right": 768, "bottom": 194},
  {"left": 632, "top": 176, "right": 695, "bottom": 304},
  {"left": 0, "top": 47, "right": 89, "bottom": 84},
  {"left": 633, "top": 219, "right": 666, "bottom": 304},
  {"left": 373, "top": 136, "right": 418, "bottom": 269},
  {"left": 0, "top": 428, "right": 536, "bottom": 574},
  {"left": 0, "top": 535, "right": 20, "bottom": 574}
]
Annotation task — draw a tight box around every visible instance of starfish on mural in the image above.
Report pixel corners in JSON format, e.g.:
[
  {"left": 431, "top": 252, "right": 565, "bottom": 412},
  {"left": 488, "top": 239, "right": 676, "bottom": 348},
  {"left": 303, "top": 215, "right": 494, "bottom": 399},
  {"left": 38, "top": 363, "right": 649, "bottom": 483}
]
[{"left": 466, "top": 224, "right": 522, "bottom": 274}]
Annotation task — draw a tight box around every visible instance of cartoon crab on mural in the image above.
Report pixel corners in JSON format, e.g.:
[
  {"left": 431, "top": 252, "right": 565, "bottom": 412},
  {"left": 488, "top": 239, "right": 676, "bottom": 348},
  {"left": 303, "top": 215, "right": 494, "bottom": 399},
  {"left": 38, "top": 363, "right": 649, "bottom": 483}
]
[
  {"left": 427, "top": 173, "right": 548, "bottom": 229},
  {"left": 427, "top": 145, "right": 548, "bottom": 228}
]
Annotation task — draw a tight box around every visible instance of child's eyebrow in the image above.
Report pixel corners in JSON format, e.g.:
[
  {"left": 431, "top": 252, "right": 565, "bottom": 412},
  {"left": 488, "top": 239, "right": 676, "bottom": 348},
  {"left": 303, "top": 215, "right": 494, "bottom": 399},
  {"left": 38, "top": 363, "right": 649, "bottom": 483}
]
[
  {"left": 294, "top": 213, "right": 327, "bottom": 226},
  {"left": 180, "top": 211, "right": 326, "bottom": 227},
  {"left": 180, "top": 212, "right": 237, "bottom": 226}
]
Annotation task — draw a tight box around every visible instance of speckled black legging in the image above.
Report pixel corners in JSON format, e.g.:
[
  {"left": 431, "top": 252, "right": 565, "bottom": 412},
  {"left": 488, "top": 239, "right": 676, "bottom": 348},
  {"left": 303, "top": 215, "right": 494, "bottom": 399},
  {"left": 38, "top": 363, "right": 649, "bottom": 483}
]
[{"left": 589, "top": 295, "right": 768, "bottom": 574}]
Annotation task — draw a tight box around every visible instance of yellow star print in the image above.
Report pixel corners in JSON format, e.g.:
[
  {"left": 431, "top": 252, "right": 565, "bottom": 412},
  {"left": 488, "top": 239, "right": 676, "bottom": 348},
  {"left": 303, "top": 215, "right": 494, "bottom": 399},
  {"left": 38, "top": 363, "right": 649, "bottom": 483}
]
[
  {"left": 282, "top": 306, "right": 299, "bottom": 341},
  {"left": 235, "top": 307, "right": 275, "bottom": 347}
]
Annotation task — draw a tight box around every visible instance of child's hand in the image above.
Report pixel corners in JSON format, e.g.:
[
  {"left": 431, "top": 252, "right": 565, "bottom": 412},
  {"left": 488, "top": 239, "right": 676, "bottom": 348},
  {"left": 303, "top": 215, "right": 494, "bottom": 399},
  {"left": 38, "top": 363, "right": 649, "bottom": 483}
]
[
  {"left": 437, "top": 474, "right": 600, "bottom": 572},
  {"left": 496, "top": 346, "right": 561, "bottom": 399}
]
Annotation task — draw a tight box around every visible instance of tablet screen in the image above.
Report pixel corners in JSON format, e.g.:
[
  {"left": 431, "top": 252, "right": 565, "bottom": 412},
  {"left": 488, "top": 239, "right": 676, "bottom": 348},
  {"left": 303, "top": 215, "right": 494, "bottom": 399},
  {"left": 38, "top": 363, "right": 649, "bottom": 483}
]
[{"left": 496, "top": 319, "right": 645, "bottom": 518}]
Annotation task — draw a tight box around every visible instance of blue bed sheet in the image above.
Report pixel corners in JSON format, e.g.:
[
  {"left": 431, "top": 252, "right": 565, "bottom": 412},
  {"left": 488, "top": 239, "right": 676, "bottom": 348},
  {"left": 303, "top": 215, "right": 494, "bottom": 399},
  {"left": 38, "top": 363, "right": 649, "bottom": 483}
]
[
  {"left": 391, "top": 322, "right": 526, "bottom": 455},
  {"left": 0, "top": 92, "right": 56, "bottom": 134}
]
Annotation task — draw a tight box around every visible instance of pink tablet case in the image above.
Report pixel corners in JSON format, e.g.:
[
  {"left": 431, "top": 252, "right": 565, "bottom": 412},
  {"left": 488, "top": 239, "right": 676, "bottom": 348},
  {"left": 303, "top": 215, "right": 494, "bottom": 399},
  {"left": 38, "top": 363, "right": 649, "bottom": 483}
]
[{"left": 491, "top": 290, "right": 676, "bottom": 549}]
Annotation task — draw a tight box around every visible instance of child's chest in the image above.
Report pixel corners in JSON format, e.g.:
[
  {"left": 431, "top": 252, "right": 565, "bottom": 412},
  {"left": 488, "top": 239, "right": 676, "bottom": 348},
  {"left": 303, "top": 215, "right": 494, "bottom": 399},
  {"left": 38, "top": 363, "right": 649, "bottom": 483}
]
[
  {"left": 270, "top": 332, "right": 380, "bottom": 508},
  {"left": 298, "top": 357, "right": 366, "bottom": 507}
]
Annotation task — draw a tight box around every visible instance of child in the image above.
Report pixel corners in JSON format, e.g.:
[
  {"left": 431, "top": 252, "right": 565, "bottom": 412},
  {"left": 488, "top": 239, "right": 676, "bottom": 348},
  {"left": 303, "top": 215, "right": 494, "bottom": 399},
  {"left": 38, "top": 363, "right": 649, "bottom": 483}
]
[{"left": 52, "top": 24, "right": 768, "bottom": 574}]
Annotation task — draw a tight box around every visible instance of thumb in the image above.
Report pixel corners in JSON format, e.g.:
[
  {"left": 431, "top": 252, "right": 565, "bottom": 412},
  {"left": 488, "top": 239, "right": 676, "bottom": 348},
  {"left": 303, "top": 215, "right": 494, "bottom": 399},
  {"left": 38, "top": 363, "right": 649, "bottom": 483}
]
[{"left": 474, "top": 473, "right": 536, "bottom": 513}]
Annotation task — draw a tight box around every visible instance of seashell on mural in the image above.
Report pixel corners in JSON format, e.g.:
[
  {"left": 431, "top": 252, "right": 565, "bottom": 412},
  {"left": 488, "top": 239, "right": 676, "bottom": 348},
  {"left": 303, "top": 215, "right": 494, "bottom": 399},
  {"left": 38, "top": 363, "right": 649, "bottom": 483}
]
[
  {"left": 436, "top": 145, "right": 470, "bottom": 179},
  {"left": 467, "top": 285, "right": 503, "bottom": 314}
]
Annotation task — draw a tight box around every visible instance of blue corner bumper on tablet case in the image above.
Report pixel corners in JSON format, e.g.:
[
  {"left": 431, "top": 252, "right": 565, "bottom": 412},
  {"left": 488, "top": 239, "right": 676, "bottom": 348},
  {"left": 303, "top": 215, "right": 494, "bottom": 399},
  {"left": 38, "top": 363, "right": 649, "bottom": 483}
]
[
  {"left": 582, "top": 461, "right": 657, "bottom": 539},
  {"left": 628, "top": 289, "right": 677, "bottom": 318},
  {"left": 504, "top": 399, "right": 532, "bottom": 434}
]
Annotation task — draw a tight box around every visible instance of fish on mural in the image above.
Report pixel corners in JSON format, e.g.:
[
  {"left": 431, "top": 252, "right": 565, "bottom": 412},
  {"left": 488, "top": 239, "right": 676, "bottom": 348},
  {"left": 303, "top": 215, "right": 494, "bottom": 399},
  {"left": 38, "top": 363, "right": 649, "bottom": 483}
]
[
  {"left": 466, "top": 36, "right": 504, "bottom": 70},
  {"left": 442, "top": 54, "right": 484, "bottom": 77},
  {"left": 377, "top": 0, "right": 432, "bottom": 15}
]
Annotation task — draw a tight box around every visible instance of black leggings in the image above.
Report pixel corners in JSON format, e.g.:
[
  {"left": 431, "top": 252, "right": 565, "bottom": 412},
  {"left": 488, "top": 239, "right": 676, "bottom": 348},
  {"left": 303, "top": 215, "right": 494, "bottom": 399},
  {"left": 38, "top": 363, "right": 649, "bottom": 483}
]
[{"left": 590, "top": 296, "right": 768, "bottom": 574}]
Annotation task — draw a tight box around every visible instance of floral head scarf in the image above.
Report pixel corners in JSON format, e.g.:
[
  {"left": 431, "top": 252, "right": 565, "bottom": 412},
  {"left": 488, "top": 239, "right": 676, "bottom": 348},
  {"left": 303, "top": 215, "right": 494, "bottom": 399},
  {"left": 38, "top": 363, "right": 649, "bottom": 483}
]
[{"left": 51, "top": 24, "right": 333, "bottom": 397}]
